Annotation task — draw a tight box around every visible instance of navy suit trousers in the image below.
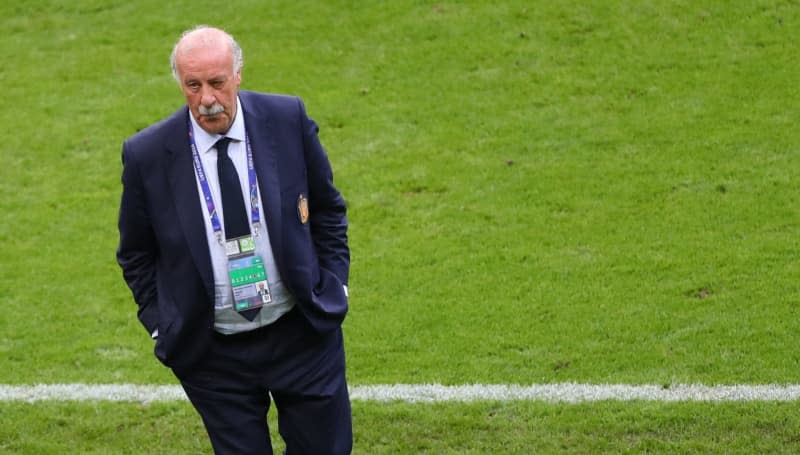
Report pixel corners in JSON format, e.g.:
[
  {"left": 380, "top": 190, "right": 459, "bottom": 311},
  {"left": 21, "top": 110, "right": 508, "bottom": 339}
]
[{"left": 176, "top": 308, "right": 352, "bottom": 454}]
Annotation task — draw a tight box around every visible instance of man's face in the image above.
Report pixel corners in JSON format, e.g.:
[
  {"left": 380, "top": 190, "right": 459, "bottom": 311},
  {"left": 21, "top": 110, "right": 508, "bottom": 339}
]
[{"left": 175, "top": 43, "right": 241, "bottom": 135}]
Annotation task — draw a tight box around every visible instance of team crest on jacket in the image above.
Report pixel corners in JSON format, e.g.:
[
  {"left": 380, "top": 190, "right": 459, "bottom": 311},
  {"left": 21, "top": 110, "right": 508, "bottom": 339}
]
[{"left": 297, "top": 193, "right": 309, "bottom": 224}]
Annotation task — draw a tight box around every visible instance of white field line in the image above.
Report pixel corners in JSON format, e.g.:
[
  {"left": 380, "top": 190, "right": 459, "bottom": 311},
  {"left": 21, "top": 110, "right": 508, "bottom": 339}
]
[{"left": 3, "top": 383, "right": 800, "bottom": 404}]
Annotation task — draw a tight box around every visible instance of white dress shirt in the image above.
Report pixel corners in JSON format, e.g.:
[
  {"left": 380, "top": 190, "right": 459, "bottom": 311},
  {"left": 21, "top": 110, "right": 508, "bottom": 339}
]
[{"left": 188, "top": 96, "right": 295, "bottom": 334}]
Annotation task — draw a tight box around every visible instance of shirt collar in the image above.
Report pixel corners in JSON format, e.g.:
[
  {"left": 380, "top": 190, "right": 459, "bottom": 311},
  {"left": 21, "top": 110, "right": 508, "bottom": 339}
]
[{"left": 189, "top": 95, "right": 245, "bottom": 154}]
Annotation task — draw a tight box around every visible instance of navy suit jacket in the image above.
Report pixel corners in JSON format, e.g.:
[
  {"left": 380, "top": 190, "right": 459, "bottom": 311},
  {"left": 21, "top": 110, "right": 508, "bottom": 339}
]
[{"left": 117, "top": 91, "right": 349, "bottom": 374}]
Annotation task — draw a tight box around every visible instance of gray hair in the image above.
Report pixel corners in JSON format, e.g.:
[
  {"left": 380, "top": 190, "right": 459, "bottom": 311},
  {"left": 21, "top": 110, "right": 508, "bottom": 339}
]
[{"left": 170, "top": 25, "right": 244, "bottom": 83}]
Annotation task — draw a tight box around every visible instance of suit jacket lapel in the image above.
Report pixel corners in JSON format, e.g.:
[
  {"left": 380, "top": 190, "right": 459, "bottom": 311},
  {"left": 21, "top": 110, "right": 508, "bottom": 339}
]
[
  {"left": 165, "top": 109, "right": 215, "bottom": 299},
  {"left": 243, "top": 103, "right": 284, "bottom": 268}
]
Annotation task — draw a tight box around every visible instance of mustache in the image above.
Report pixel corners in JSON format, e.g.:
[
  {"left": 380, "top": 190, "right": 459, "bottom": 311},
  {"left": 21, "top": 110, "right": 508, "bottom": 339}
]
[{"left": 199, "top": 103, "right": 225, "bottom": 116}]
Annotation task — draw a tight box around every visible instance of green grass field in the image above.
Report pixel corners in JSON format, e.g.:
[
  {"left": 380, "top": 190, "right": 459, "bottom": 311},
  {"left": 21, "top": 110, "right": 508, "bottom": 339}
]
[{"left": 1, "top": 0, "right": 799, "bottom": 452}]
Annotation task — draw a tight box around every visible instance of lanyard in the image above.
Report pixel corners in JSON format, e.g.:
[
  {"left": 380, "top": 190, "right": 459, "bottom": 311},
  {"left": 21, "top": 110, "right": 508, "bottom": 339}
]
[{"left": 189, "top": 124, "right": 262, "bottom": 244}]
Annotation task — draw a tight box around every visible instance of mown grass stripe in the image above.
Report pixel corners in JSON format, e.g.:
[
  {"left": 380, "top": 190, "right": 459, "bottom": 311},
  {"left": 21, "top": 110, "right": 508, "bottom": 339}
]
[{"left": 3, "top": 384, "right": 800, "bottom": 403}]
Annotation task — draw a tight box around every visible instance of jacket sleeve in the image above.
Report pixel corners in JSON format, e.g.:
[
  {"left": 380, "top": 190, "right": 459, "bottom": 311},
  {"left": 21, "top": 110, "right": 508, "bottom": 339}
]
[
  {"left": 298, "top": 98, "right": 350, "bottom": 287},
  {"left": 116, "top": 140, "right": 160, "bottom": 335}
]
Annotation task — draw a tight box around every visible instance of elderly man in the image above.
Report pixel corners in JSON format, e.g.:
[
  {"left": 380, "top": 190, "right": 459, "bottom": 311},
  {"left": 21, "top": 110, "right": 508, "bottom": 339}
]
[{"left": 117, "top": 25, "right": 352, "bottom": 454}]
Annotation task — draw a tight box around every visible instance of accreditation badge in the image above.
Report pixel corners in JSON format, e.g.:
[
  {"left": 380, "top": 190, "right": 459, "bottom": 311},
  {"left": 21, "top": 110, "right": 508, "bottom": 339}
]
[{"left": 226, "top": 235, "right": 272, "bottom": 312}]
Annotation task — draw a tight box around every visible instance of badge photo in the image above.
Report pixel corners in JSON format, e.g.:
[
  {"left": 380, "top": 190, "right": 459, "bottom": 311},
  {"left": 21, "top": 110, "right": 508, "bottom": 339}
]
[{"left": 297, "top": 193, "right": 309, "bottom": 224}]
